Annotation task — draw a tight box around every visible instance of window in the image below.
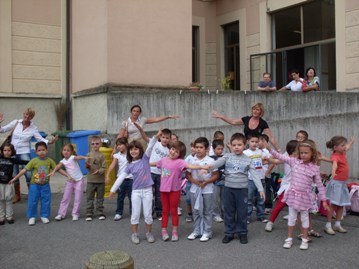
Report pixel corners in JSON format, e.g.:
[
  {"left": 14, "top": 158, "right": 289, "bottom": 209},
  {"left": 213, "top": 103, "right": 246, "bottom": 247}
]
[
  {"left": 223, "top": 21, "right": 240, "bottom": 90},
  {"left": 192, "top": 26, "right": 199, "bottom": 83}
]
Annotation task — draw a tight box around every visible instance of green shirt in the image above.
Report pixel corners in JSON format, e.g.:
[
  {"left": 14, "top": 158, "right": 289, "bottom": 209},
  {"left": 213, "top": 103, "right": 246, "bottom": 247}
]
[{"left": 25, "top": 157, "right": 56, "bottom": 185}]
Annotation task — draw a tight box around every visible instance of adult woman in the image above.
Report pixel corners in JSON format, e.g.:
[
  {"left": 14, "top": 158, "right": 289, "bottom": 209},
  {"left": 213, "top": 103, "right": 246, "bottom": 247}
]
[
  {"left": 302, "top": 67, "right": 320, "bottom": 92},
  {"left": 212, "top": 103, "right": 280, "bottom": 151},
  {"left": 117, "top": 105, "right": 179, "bottom": 147},
  {"left": 0, "top": 108, "right": 57, "bottom": 203}
]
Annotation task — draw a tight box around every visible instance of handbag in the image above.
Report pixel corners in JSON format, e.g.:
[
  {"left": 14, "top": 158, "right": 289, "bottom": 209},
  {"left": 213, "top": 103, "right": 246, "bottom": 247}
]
[{"left": 0, "top": 121, "right": 19, "bottom": 149}]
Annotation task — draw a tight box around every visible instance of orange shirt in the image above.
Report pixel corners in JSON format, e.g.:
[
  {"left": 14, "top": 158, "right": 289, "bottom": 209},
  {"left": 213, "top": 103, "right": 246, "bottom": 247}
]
[{"left": 331, "top": 152, "right": 348, "bottom": 181}]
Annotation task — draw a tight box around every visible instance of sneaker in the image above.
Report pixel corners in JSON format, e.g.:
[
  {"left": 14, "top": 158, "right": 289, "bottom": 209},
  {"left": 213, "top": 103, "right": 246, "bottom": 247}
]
[
  {"left": 257, "top": 217, "right": 268, "bottom": 223},
  {"left": 131, "top": 233, "right": 140, "bottom": 244},
  {"left": 6, "top": 218, "right": 14, "bottom": 224},
  {"left": 199, "top": 233, "right": 212, "bottom": 242},
  {"left": 333, "top": 225, "right": 347, "bottom": 233},
  {"left": 28, "top": 218, "right": 36, "bottom": 226},
  {"left": 55, "top": 215, "right": 63, "bottom": 221},
  {"left": 300, "top": 238, "right": 309, "bottom": 250},
  {"left": 98, "top": 215, "right": 106, "bottom": 220},
  {"left": 41, "top": 217, "right": 50, "bottom": 224},
  {"left": 177, "top": 207, "right": 182, "bottom": 216},
  {"left": 146, "top": 232, "right": 155, "bottom": 243},
  {"left": 162, "top": 231, "right": 170, "bottom": 241},
  {"left": 185, "top": 214, "right": 193, "bottom": 223},
  {"left": 114, "top": 214, "right": 122, "bottom": 221},
  {"left": 239, "top": 234, "right": 248, "bottom": 244},
  {"left": 213, "top": 215, "right": 224, "bottom": 223},
  {"left": 72, "top": 215, "right": 79, "bottom": 221},
  {"left": 265, "top": 221, "right": 274, "bottom": 232},
  {"left": 247, "top": 219, "right": 251, "bottom": 224},
  {"left": 171, "top": 232, "right": 179, "bottom": 242},
  {"left": 0, "top": 219, "right": 5, "bottom": 225},
  {"left": 222, "top": 235, "right": 234, "bottom": 244},
  {"left": 264, "top": 208, "right": 271, "bottom": 215},
  {"left": 283, "top": 214, "right": 289, "bottom": 220},
  {"left": 187, "top": 232, "right": 200, "bottom": 240},
  {"left": 324, "top": 227, "right": 335, "bottom": 235},
  {"left": 157, "top": 216, "right": 162, "bottom": 221},
  {"left": 86, "top": 217, "right": 93, "bottom": 222},
  {"left": 283, "top": 238, "right": 293, "bottom": 249}
]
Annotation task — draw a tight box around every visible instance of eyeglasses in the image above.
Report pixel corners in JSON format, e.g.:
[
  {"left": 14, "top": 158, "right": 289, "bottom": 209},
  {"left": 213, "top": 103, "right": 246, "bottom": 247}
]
[{"left": 91, "top": 143, "right": 100, "bottom": 145}]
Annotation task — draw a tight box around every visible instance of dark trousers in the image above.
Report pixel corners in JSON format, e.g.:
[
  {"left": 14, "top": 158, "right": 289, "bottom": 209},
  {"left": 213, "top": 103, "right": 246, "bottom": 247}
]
[
  {"left": 151, "top": 173, "right": 162, "bottom": 217},
  {"left": 86, "top": 183, "right": 105, "bottom": 217},
  {"left": 116, "top": 178, "right": 132, "bottom": 215},
  {"left": 224, "top": 186, "right": 248, "bottom": 237}
]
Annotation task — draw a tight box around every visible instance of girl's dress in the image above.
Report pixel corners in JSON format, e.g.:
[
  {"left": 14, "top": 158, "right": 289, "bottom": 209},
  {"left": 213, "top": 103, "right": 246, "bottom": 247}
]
[
  {"left": 326, "top": 152, "right": 351, "bottom": 206},
  {"left": 56, "top": 155, "right": 84, "bottom": 218}
]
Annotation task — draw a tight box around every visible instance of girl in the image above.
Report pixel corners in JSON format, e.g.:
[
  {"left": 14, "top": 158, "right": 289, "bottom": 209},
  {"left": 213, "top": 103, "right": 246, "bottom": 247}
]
[
  {"left": 49, "top": 144, "right": 88, "bottom": 221},
  {"left": 264, "top": 140, "right": 329, "bottom": 250},
  {"left": 324, "top": 136, "right": 355, "bottom": 235},
  {"left": 0, "top": 143, "right": 28, "bottom": 224},
  {"left": 109, "top": 130, "right": 162, "bottom": 244},
  {"left": 154, "top": 141, "right": 209, "bottom": 242},
  {"left": 106, "top": 137, "right": 132, "bottom": 221}
]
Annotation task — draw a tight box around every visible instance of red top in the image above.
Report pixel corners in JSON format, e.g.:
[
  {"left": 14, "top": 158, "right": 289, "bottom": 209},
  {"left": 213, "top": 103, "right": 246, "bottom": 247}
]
[{"left": 331, "top": 152, "right": 348, "bottom": 181}]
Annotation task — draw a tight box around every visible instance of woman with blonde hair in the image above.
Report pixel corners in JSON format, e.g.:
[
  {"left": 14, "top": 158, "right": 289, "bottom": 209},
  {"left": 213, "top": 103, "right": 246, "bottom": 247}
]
[{"left": 212, "top": 103, "right": 280, "bottom": 151}]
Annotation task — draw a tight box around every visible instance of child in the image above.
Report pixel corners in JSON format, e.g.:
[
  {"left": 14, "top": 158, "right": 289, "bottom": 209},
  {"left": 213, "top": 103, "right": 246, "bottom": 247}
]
[
  {"left": 85, "top": 136, "right": 107, "bottom": 221},
  {"left": 210, "top": 139, "right": 225, "bottom": 223},
  {"left": 184, "top": 141, "right": 195, "bottom": 223},
  {"left": 210, "top": 133, "right": 265, "bottom": 244},
  {"left": 106, "top": 137, "right": 132, "bottom": 221},
  {"left": 109, "top": 130, "right": 162, "bottom": 244},
  {"left": 324, "top": 136, "right": 355, "bottom": 235},
  {"left": 10, "top": 142, "right": 63, "bottom": 225},
  {"left": 209, "top": 130, "right": 225, "bottom": 156},
  {"left": 264, "top": 140, "right": 329, "bottom": 250},
  {"left": 49, "top": 144, "right": 88, "bottom": 221},
  {"left": 264, "top": 140, "right": 298, "bottom": 232},
  {"left": 0, "top": 143, "right": 28, "bottom": 224},
  {"left": 244, "top": 134, "right": 268, "bottom": 223},
  {"left": 155, "top": 141, "right": 209, "bottom": 241},
  {"left": 149, "top": 128, "right": 172, "bottom": 220},
  {"left": 296, "top": 130, "right": 308, "bottom": 142},
  {"left": 186, "top": 137, "right": 219, "bottom": 242}
]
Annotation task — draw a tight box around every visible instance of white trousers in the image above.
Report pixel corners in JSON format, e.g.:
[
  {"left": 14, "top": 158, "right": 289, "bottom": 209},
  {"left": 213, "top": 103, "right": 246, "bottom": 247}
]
[{"left": 131, "top": 187, "right": 153, "bottom": 225}]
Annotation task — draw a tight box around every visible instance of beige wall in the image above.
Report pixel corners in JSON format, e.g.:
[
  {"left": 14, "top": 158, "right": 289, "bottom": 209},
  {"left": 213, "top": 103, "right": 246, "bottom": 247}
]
[{"left": 106, "top": 0, "right": 192, "bottom": 87}]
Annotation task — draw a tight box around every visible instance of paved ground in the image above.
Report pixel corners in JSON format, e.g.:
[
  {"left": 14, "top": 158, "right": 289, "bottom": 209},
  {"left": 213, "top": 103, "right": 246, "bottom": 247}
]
[{"left": 1, "top": 174, "right": 359, "bottom": 269}]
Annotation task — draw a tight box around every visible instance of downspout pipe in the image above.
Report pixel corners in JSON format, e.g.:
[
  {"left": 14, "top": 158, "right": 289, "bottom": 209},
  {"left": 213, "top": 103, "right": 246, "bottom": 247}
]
[{"left": 65, "top": 0, "right": 72, "bottom": 130}]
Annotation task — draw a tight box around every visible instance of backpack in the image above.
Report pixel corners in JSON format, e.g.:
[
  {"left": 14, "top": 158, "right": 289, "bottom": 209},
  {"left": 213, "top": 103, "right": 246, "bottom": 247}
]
[{"left": 347, "top": 185, "right": 359, "bottom": 214}]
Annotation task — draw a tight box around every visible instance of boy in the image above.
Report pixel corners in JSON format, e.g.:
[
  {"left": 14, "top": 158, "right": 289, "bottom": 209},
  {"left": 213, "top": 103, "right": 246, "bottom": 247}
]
[
  {"left": 210, "top": 139, "right": 225, "bottom": 223},
  {"left": 184, "top": 141, "right": 195, "bottom": 223},
  {"left": 10, "top": 142, "right": 64, "bottom": 225},
  {"left": 85, "top": 136, "right": 107, "bottom": 221},
  {"left": 258, "top": 134, "right": 275, "bottom": 214},
  {"left": 211, "top": 133, "right": 265, "bottom": 244},
  {"left": 186, "top": 137, "right": 219, "bottom": 242},
  {"left": 244, "top": 134, "right": 268, "bottom": 223},
  {"left": 209, "top": 130, "right": 225, "bottom": 156},
  {"left": 149, "top": 128, "right": 172, "bottom": 220}
]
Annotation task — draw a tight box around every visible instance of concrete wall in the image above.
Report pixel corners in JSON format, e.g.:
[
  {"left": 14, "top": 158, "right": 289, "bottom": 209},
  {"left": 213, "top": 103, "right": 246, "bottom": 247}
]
[{"left": 72, "top": 87, "right": 359, "bottom": 179}]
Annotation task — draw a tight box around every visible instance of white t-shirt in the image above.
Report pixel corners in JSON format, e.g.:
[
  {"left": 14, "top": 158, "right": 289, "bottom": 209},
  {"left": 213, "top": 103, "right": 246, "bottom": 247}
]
[
  {"left": 286, "top": 80, "right": 303, "bottom": 92},
  {"left": 149, "top": 141, "right": 169, "bottom": 174},
  {"left": 113, "top": 152, "right": 133, "bottom": 179},
  {"left": 60, "top": 155, "right": 83, "bottom": 181},
  {"left": 243, "top": 148, "right": 265, "bottom": 180},
  {"left": 277, "top": 152, "right": 291, "bottom": 195},
  {"left": 259, "top": 148, "right": 271, "bottom": 176},
  {"left": 122, "top": 117, "right": 147, "bottom": 140},
  {"left": 188, "top": 155, "right": 217, "bottom": 194}
]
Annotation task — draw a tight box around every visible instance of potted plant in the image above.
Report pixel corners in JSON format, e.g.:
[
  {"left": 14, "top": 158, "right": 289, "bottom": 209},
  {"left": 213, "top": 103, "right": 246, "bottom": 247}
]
[
  {"left": 220, "top": 73, "right": 233, "bottom": 90},
  {"left": 188, "top": 82, "right": 203, "bottom": 91}
]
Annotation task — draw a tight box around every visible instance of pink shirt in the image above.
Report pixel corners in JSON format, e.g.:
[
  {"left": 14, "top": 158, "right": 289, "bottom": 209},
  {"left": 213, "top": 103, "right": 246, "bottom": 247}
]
[{"left": 156, "top": 158, "right": 187, "bottom": 192}]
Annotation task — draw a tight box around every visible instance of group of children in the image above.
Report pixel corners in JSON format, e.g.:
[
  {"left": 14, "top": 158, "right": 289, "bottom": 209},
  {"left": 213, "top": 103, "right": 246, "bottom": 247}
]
[{"left": 0, "top": 126, "right": 355, "bottom": 250}]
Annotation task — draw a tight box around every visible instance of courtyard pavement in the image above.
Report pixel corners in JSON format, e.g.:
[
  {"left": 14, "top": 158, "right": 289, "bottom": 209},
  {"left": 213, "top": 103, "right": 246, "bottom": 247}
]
[{"left": 1, "top": 174, "right": 359, "bottom": 269}]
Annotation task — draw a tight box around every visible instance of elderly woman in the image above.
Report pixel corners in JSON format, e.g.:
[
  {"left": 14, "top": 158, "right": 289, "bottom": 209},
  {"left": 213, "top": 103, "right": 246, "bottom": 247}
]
[
  {"left": 0, "top": 108, "right": 57, "bottom": 203},
  {"left": 302, "top": 67, "right": 320, "bottom": 92},
  {"left": 117, "top": 105, "right": 179, "bottom": 147},
  {"left": 212, "top": 103, "right": 280, "bottom": 151}
]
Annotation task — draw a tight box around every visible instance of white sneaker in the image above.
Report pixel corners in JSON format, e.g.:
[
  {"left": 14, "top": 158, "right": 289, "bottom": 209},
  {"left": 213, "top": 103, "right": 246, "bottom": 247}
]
[
  {"left": 177, "top": 207, "right": 182, "bottom": 216},
  {"left": 199, "top": 233, "right": 212, "bottom": 242},
  {"left": 86, "top": 217, "right": 93, "bottom": 221},
  {"left": 187, "top": 232, "right": 200, "bottom": 240},
  {"left": 300, "top": 238, "right": 309, "bottom": 250},
  {"left": 41, "top": 217, "right": 50, "bottom": 224},
  {"left": 283, "top": 214, "right": 289, "bottom": 220},
  {"left": 72, "top": 215, "right": 79, "bottom": 221},
  {"left": 283, "top": 238, "right": 293, "bottom": 249},
  {"left": 213, "top": 216, "right": 224, "bottom": 223},
  {"left": 54, "top": 215, "right": 63, "bottom": 221},
  {"left": 265, "top": 221, "right": 274, "bottom": 232},
  {"left": 98, "top": 215, "right": 106, "bottom": 220},
  {"left": 114, "top": 214, "right": 122, "bottom": 221},
  {"left": 131, "top": 233, "right": 140, "bottom": 244},
  {"left": 28, "top": 218, "right": 36, "bottom": 226}
]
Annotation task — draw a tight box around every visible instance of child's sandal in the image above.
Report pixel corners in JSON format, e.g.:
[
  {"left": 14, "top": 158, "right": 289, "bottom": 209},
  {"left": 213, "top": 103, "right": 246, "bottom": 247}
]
[
  {"left": 297, "top": 234, "right": 312, "bottom": 242},
  {"left": 308, "top": 229, "right": 322, "bottom": 238}
]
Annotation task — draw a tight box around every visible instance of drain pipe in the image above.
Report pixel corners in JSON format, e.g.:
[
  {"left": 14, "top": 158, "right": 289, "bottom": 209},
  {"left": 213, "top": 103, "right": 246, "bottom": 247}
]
[{"left": 65, "top": 0, "right": 72, "bottom": 130}]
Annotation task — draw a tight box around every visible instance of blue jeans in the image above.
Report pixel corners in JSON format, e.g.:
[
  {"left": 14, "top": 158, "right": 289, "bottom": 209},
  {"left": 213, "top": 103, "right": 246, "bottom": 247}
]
[
  {"left": 116, "top": 178, "right": 132, "bottom": 215},
  {"left": 224, "top": 187, "right": 248, "bottom": 236},
  {"left": 151, "top": 173, "right": 162, "bottom": 217},
  {"left": 247, "top": 179, "right": 265, "bottom": 220},
  {"left": 27, "top": 183, "right": 51, "bottom": 218},
  {"left": 14, "top": 153, "right": 31, "bottom": 186}
]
